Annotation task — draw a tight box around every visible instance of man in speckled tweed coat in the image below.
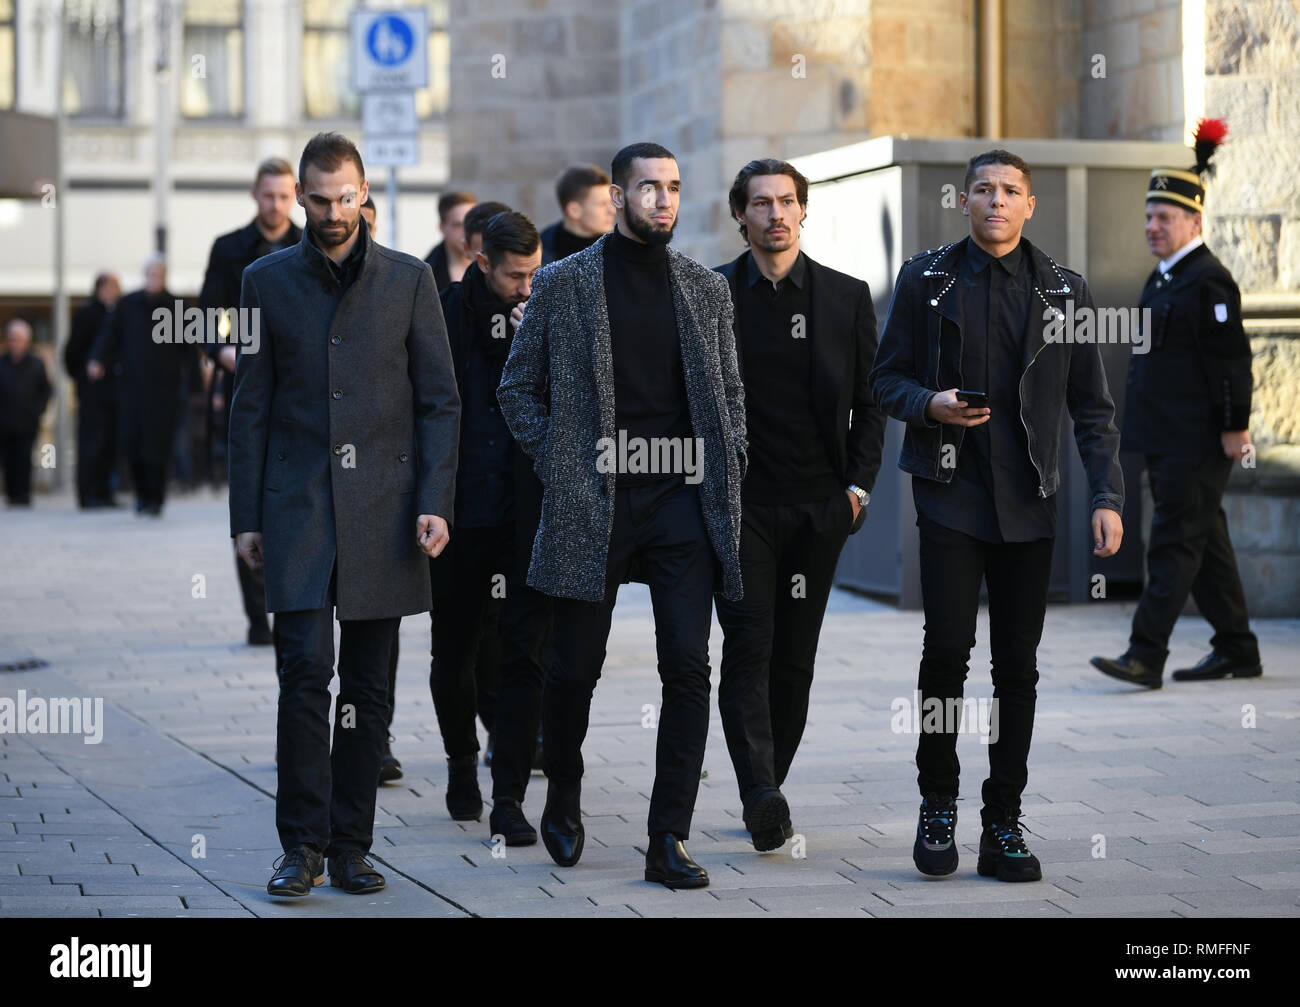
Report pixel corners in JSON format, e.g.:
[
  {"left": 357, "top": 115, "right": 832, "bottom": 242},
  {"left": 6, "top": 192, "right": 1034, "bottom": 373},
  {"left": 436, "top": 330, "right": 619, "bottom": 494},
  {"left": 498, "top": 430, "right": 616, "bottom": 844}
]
[{"left": 498, "top": 142, "right": 747, "bottom": 890}]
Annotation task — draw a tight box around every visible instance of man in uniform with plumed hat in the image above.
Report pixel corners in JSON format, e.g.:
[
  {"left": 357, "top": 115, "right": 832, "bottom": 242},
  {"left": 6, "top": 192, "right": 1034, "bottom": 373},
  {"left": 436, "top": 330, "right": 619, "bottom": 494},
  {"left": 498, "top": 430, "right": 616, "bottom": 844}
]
[{"left": 1091, "top": 119, "right": 1261, "bottom": 689}]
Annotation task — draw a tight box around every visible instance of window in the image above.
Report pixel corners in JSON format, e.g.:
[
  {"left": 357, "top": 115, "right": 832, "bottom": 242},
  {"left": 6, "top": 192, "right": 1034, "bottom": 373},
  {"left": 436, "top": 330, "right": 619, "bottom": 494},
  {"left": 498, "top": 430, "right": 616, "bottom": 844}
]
[
  {"left": 0, "top": 0, "right": 13, "bottom": 110},
  {"left": 182, "top": 0, "right": 245, "bottom": 118},
  {"left": 64, "top": 0, "right": 125, "bottom": 118},
  {"left": 303, "top": 0, "right": 448, "bottom": 121}
]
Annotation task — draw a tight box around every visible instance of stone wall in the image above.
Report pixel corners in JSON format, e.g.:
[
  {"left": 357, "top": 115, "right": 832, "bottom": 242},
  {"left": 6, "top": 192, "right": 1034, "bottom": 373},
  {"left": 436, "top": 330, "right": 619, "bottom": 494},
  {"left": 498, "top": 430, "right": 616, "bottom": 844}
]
[
  {"left": 1003, "top": 0, "right": 1082, "bottom": 138},
  {"left": 1079, "top": 0, "right": 1185, "bottom": 141},
  {"left": 1202, "top": 0, "right": 1300, "bottom": 296}
]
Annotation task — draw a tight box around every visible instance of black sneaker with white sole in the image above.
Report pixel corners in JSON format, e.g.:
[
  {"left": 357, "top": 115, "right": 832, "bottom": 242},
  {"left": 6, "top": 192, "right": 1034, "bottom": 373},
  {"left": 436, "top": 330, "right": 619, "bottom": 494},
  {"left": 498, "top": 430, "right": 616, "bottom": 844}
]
[{"left": 913, "top": 794, "right": 958, "bottom": 876}]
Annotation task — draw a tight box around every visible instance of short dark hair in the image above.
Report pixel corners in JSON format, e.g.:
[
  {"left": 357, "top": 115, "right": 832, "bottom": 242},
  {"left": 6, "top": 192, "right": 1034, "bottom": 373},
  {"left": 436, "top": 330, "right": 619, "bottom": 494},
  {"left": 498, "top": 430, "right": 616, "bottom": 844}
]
[
  {"left": 481, "top": 210, "right": 541, "bottom": 268},
  {"left": 610, "top": 142, "right": 676, "bottom": 191},
  {"left": 298, "top": 132, "right": 364, "bottom": 188},
  {"left": 92, "top": 272, "right": 116, "bottom": 296},
  {"left": 438, "top": 190, "right": 477, "bottom": 221},
  {"left": 728, "top": 158, "right": 809, "bottom": 244},
  {"left": 556, "top": 164, "right": 611, "bottom": 210},
  {"left": 464, "top": 201, "right": 512, "bottom": 242},
  {"left": 254, "top": 157, "right": 294, "bottom": 187},
  {"left": 963, "top": 149, "right": 1033, "bottom": 194}
]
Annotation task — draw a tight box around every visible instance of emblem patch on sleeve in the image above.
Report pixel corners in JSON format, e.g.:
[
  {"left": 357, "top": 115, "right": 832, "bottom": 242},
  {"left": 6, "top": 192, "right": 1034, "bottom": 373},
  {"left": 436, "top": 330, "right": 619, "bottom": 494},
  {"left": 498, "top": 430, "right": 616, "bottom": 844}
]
[{"left": 1214, "top": 303, "right": 1228, "bottom": 322}]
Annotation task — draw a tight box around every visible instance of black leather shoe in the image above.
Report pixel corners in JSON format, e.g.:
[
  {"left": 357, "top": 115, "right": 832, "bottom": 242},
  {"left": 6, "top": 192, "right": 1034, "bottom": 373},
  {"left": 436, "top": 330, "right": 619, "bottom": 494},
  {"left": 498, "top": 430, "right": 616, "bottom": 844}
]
[
  {"left": 540, "top": 779, "right": 584, "bottom": 867},
  {"left": 378, "top": 737, "right": 403, "bottom": 784},
  {"left": 644, "top": 833, "right": 709, "bottom": 890},
  {"left": 1090, "top": 654, "right": 1162, "bottom": 689},
  {"left": 742, "top": 787, "right": 793, "bottom": 852},
  {"left": 247, "top": 622, "right": 273, "bottom": 647},
  {"left": 489, "top": 797, "right": 538, "bottom": 846},
  {"left": 267, "top": 845, "right": 324, "bottom": 897},
  {"left": 328, "top": 850, "right": 386, "bottom": 894},
  {"left": 446, "top": 754, "right": 483, "bottom": 821},
  {"left": 1172, "top": 652, "right": 1262, "bottom": 681}
]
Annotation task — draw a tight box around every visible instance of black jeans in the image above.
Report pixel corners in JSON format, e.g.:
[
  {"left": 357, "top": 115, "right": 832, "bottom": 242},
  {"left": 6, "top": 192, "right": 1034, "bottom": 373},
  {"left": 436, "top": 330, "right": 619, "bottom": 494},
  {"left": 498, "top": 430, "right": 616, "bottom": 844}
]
[
  {"left": 428, "top": 524, "right": 508, "bottom": 759},
  {"left": 1, "top": 433, "right": 34, "bottom": 504},
  {"left": 274, "top": 572, "right": 399, "bottom": 857},
  {"left": 715, "top": 494, "right": 853, "bottom": 799},
  {"left": 490, "top": 579, "right": 552, "bottom": 803},
  {"left": 545, "top": 479, "right": 715, "bottom": 839},
  {"left": 1129, "top": 453, "right": 1258, "bottom": 669},
  {"left": 915, "top": 516, "right": 1053, "bottom": 825}
]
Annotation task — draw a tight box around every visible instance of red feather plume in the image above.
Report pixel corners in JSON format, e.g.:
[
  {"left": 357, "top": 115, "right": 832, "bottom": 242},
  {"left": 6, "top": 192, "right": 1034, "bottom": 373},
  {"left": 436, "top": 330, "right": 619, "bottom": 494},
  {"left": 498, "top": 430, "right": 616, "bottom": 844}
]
[{"left": 1193, "top": 118, "right": 1228, "bottom": 174}]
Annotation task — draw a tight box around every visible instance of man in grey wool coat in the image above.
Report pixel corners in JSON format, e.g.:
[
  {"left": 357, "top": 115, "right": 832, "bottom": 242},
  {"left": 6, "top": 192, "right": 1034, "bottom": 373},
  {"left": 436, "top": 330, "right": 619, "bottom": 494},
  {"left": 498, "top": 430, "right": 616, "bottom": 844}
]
[
  {"left": 229, "top": 132, "right": 461, "bottom": 899},
  {"left": 498, "top": 141, "right": 747, "bottom": 890}
]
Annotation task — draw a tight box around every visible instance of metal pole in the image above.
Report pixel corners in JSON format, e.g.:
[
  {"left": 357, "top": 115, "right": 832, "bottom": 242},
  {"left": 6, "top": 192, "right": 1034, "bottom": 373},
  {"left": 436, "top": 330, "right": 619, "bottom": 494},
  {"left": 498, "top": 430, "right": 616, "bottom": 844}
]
[
  {"left": 52, "top": 0, "right": 68, "bottom": 492},
  {"left": 387, "top": 166, "right": 398, "bottom": 248},
  {"left": 154, "top": 0, "right": 171, "bottom": 254}
]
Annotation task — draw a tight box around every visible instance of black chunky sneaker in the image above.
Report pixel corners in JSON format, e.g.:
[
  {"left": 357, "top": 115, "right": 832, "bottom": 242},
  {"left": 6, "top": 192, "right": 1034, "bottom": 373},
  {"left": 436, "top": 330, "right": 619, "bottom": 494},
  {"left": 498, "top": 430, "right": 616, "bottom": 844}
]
[
  {"left": 912, "top": 794, "right": 959, "bottom": 876},
  {"left": 378, "top": 736, "right": 403, "bottom": 784},
  {"left": 978, "top": 815, "right": 1042, "bottom": 882}
]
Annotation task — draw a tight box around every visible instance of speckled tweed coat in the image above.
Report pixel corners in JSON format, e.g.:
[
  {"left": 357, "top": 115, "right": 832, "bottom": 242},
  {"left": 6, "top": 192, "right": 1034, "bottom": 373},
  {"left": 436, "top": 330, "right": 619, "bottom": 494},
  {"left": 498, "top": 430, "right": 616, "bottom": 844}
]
[{"left": 497, "top": 232, "right": 748, "bottom": 603}]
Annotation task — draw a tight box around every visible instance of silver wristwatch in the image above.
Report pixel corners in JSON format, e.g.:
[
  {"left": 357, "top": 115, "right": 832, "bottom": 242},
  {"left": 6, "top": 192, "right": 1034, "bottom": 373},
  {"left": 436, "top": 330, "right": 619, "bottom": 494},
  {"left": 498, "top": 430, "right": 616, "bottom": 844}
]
[{"left": 848, "top": 484, "right": 869, "bottom": 507}]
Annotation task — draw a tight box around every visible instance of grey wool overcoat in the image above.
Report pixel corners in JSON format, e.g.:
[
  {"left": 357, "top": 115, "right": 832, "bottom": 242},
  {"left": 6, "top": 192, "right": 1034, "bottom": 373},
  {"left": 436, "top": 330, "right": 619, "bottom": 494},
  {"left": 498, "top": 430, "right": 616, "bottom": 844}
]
[
  {"left": 228, "top": 217, "right": 461, "bottom": 620},
  {"left": 497, "top": 232, "right": 748, "bottom": 603}
]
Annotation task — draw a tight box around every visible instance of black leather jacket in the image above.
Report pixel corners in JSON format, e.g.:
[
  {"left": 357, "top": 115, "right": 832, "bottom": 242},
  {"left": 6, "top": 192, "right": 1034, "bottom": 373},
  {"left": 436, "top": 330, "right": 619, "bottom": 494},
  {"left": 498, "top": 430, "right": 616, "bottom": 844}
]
[{"left": 870, "top": 236, "right": 1124, "bottom": 515}]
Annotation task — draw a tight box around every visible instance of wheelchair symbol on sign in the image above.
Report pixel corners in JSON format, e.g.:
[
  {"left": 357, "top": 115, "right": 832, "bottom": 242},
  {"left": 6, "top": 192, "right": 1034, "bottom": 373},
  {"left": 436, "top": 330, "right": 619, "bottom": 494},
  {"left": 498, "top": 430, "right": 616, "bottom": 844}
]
[{"left": 367, "top": 16, "right": 414, "bottom": 66}]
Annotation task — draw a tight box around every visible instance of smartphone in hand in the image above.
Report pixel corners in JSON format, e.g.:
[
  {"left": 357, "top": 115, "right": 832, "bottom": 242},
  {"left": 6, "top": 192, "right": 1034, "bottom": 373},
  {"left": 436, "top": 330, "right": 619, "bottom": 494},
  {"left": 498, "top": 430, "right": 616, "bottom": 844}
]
[{"left": 956, "top": 390, "right": 990, "bottom": 410}]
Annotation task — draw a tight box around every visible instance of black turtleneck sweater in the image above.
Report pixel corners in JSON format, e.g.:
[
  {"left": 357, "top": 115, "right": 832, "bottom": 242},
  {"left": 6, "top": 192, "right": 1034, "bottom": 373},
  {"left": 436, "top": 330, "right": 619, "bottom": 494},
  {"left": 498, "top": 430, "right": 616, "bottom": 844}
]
[
  {"left": 603, "top": 226, "right": 693, "bottom": 485},
  {"left": 554, "top": 224, "right": 600, "bottom": 261}
]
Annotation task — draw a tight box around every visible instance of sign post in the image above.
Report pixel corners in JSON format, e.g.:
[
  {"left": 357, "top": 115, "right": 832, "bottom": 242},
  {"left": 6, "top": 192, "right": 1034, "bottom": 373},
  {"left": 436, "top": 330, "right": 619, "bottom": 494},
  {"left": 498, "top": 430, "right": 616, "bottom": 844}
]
[{"left": 351, "top": 8, "right": 428, "bottom": 247}]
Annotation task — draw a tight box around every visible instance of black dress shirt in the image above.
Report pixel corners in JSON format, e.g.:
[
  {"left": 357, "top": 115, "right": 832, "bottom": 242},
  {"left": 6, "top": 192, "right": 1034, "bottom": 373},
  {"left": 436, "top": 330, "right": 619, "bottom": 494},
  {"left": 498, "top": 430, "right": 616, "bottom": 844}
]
[{"left": 913, "top": 239, "right": 1056, "bottom": 543}]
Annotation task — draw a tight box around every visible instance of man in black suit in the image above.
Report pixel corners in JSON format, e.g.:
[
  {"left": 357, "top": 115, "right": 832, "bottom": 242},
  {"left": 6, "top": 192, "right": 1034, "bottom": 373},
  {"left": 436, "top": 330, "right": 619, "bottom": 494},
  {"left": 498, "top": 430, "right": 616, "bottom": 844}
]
[
  {"left": 65, "top": 273, "right": 121, "bottom": 508},
  {"left": 429, "top": 211, "right": 542, "bottom": 827},
  {"left": 199, "top": 157, "right": 301, "bottom": 646},
  {"left": 229, "top": 132, "right": 460, "bottom": 898},
  {"left": 424, "top": 190, "right": 477, "bottom": 293},
  {"left": 0, "top": 319, "right": 52, "bottom": 506},
  {"left": 713, "top": 158, "right": 887, "bottom": 851},
  {"left": 1091, "top": 122, "right": 1260, "bottom": 688},
  {"left": 88, "top": 257, "right": 197, "bottom": 516}
]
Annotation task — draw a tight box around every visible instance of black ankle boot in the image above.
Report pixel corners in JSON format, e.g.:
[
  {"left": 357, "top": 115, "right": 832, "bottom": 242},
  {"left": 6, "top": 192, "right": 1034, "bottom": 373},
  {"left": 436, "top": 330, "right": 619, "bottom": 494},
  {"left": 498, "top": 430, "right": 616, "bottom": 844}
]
[
  {"left": 445, "top": 754, "right": 483, "bottom": 821},
  {"left": 540, "top": 779, "right": 583, "bottom": 867}
]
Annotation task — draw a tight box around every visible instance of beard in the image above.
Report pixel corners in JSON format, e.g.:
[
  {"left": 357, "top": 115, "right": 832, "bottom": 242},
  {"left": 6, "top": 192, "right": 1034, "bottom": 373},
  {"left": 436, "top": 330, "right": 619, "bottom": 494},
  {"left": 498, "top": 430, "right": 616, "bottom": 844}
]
[
  {"left": 623, "top": 205, "right": 676, "bottom": 246},
  {"left": 753, "top": 225, "right": 796, "bottom": 253},
  {"left": 310, "top": 214, "right": 358, "bottom": 248}
]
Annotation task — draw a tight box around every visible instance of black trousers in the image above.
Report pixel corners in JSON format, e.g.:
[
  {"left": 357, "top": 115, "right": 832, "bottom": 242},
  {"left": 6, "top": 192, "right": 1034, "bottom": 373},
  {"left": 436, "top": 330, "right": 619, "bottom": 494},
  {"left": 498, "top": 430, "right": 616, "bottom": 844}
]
[
  {"left": 385, "top": 630, "right": 400, "bottom": 733},
  {"left": 1129, "top": 453, "right": 1259, "bottom": 669},
  {"left": 715, "top": 494, "right": 853, "bottom": 798},
  {"left": 490, "top": 580, "right": 552, "bottom": 802},
  {"left": 428, "top": 524, "right": 507, "bottom": 759},
  {"left": 1, "top": 433, "right": 34, "bottom": 504},
  {"left": 75, "top": 379, "right": 116, "bottom": 503},
  {"left": 545, "top": 479, "right": 715, "bottom": 839},
  {"left": 131, "top": 459, "right": 167, "bottom": 510},
  {"left": 915, "top": 516, "right": 1054, "bottom": 825},
  {"left": 274, "top": 574, "right": 399, "bottom": 856}
]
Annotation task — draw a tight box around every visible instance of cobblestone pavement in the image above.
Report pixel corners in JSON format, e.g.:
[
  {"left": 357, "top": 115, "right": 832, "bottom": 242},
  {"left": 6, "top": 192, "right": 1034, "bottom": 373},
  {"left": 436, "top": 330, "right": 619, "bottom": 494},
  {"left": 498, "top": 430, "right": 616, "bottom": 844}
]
[{"left": 1, "top": 490, "right": 1297, "bottom": 917}]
